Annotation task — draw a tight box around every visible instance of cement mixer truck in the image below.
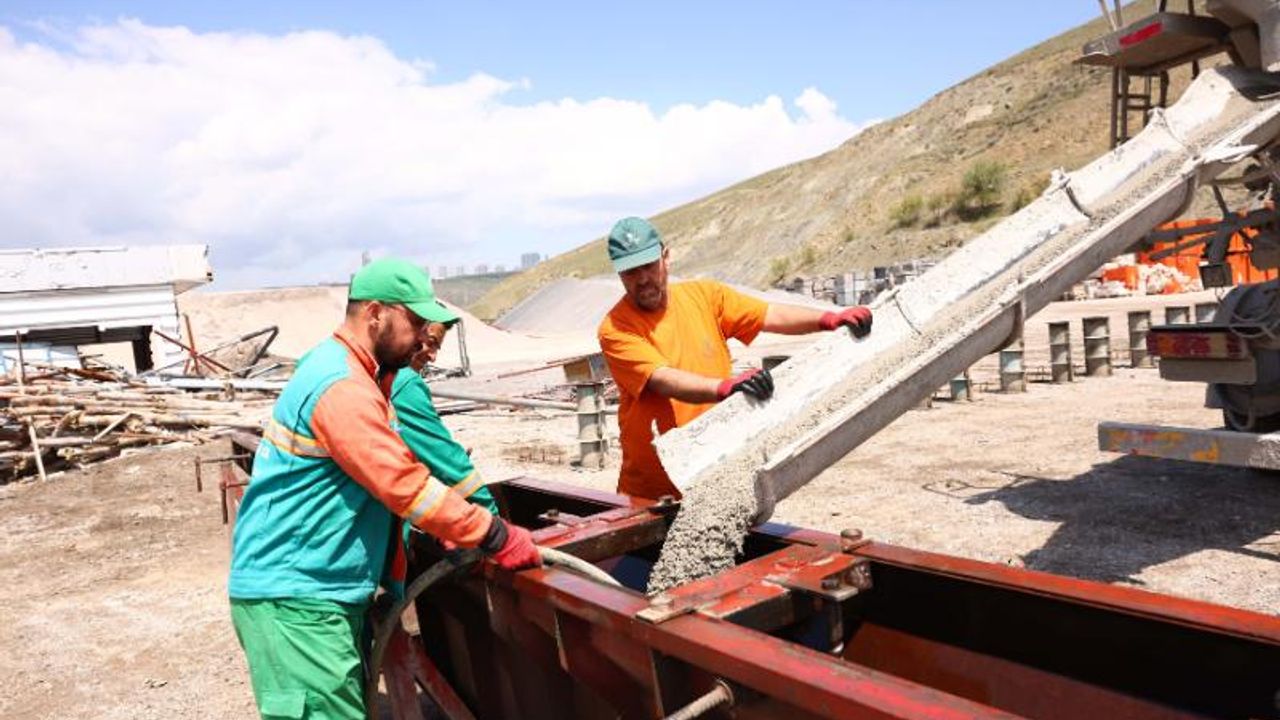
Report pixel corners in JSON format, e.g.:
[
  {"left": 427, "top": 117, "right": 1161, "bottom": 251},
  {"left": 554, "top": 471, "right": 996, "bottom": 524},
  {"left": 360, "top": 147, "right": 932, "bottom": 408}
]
[{"left": 1083, "top": 0, "right": 1280, "bottom": 466}]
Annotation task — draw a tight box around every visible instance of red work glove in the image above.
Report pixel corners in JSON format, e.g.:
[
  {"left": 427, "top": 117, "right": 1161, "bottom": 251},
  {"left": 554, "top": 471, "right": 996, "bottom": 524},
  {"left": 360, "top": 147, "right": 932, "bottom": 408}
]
[
  {"left": 819, "top": 306, "right": 873, "bottom": 338},
  {"left": 480, "top": 517, "right": 542, "bottom": 571},
  {"left": 716, "top": 367, "right": 774, "bottom": 401}
]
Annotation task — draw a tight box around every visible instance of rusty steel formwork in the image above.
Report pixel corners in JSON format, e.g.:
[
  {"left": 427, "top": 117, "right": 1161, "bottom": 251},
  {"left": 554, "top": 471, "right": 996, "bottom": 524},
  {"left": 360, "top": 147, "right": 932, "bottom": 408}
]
[
  {"left": 398, "top": 478, "right": 1280, "bottom": 720},
  {"left": 220, "top": 435, "right": 1280, "bottom": 719}
]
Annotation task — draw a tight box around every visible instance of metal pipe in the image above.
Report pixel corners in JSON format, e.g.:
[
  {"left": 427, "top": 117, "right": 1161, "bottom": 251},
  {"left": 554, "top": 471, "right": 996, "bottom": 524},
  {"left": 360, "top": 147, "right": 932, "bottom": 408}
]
[
  {"left": 663, "top": 681, "right": 733, "bottom": 720},
  {"left": 143, "top": 325, "right": 278, "bottom": 378},
  {"left": 998, "top": 341, "right": 1026, "bottom": 392},
  {"left": 431, "top": 387, "right": 618, "bottom": 414},
  {"left": 1083, "top": 316, "right": 1112, "bottom": 377},
  {"left": 1128, "top": 311, "right": 1154, "bottom": 368},
  {"left": 156, "top": 377, "right": 286, "bottom": 392},
  {"left": 1195, "top": 302, "right": 1218, "bottom": 324},
  {"left": 575, "top": 381, "right": 608, "bottom": 468},
  {"left": 1097, "top": 0, "right": 1118, "bottom": 31},
  {"left": 1049, "top": 321, "right": 1073, "bottom": 383}
]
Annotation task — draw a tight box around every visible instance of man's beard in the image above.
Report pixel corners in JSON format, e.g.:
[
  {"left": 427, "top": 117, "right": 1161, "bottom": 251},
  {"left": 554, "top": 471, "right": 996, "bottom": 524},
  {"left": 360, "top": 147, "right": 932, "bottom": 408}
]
[
  {"left": 373, "top": 323, "right": 415, "bottom": 371},
  {"left": 633, "top": 283, "right": 665, "bottom": 312}
]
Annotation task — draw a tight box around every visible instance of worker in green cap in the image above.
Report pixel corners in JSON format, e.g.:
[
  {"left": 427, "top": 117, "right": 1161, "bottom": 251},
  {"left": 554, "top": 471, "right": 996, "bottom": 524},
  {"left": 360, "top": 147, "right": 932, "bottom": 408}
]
[
  {"left": 390, "top": 316, "right": 500, "bottom": 515},
  {"left": 598, "top": 216, "right": 875, "bottom": 500},
  {"left": 229, "top": 257, "right": 540, "bottom": 719}
]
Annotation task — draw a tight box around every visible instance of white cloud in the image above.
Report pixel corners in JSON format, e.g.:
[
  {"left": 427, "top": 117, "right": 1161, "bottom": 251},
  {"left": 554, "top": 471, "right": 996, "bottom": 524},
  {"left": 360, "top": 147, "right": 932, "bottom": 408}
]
[{"left": 0, "top": 20, "right": 873, "bottom": 288}]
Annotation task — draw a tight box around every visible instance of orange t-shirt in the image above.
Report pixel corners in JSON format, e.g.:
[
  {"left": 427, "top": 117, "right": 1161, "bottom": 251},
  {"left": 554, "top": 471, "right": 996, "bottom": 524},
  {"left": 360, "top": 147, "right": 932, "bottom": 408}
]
[{"left": 597, "top": 280, "right": 768, "bottom": 499}]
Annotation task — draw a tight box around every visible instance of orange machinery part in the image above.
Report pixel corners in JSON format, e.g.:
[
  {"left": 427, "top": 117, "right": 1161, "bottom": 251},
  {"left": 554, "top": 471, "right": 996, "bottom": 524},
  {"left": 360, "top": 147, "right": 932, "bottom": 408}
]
[{"left": 1138, "top": 219, "right": 1278, "bottom": 288}]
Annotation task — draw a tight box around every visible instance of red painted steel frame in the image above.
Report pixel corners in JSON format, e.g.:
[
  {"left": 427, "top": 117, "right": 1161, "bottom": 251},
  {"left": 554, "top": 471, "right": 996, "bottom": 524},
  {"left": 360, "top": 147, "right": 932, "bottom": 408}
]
[
  {"left": 396, "top": 477, "right": 1280, "bottom": 719},
  {"left": 216, "top": 436, "right": 1280, "bottom": 720}
]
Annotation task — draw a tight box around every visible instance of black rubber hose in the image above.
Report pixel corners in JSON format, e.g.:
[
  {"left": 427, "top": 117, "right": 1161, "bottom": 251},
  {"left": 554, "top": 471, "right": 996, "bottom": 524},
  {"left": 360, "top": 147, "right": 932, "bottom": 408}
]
[
  {"left": 364, "top": 550, "right": 481, "bottom": 719},
  {"left": 363, "top": 546, "right": 621, "bottom": 717}
]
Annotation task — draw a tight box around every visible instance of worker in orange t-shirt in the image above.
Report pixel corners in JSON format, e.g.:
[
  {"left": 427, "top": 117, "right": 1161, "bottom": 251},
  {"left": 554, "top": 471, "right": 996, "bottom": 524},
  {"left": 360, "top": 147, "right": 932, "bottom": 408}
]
[{"left": 597, "top": 217, "right": 875, "bottom": 500}]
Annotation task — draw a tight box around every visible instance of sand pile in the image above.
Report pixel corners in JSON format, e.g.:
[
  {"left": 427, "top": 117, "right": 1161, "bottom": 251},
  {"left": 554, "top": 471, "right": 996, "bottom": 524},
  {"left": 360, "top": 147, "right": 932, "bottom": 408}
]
[
  {"left": 496, "top": 278, "right": 623, "bottom": 335},
  {"left": 179, "top": 285, "right": 582, "bottom": 369},
  {"left": 497, "top": 276, "right": 830, "bottom": 337}
]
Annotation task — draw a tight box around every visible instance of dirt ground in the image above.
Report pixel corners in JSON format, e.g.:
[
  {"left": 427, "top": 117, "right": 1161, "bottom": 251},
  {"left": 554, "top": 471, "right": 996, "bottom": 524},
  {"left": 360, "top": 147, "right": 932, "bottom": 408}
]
[{"left": 3, "top": 296, "right": 1279, "bottom": 718}]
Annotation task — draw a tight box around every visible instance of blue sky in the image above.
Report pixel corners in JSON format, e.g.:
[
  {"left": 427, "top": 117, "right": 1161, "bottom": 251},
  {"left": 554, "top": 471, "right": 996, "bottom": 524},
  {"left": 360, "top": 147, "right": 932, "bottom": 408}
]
[{"left": 0, "top": 2, "right": 1104, "bottom": 288}]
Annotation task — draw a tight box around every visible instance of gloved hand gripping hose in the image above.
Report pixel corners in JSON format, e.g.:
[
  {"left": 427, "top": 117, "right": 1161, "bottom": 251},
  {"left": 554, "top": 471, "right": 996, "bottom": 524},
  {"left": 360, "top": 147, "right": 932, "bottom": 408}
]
[{"left": 364, "top": 546, "right": 621, "bottom": 718}]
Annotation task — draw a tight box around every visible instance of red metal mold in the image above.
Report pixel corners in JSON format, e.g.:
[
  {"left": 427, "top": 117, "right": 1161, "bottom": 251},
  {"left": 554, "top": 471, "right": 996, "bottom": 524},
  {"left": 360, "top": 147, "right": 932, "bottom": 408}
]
[{"left": 217, "top": 438, "right": 1280, "bottom": 720}]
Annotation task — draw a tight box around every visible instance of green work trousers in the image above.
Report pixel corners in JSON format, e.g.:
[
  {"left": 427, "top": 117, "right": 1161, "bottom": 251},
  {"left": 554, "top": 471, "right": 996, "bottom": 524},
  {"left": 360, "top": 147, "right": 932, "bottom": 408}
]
[{"left": 231, "top": 598, "right": 368, "bottom": 719}]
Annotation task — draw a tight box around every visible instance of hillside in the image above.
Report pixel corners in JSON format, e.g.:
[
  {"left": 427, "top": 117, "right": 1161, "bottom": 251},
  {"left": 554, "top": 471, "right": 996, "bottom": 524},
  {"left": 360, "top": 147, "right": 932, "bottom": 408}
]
[
  {"left": 471, "top": 7, "right": 1216, "bottom": 322},
  {"left": 434, "top": 271, "right": 517, "bottom": 308}
]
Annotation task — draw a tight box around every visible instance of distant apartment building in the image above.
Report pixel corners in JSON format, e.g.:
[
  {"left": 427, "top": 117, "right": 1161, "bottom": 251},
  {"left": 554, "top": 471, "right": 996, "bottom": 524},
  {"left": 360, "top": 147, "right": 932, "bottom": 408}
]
[
  {"left": 475, "top": 264, "right": 489, "bottom": 274},
  {"left": 494, "top": 264, "right": 506, "bottom": 273},
  {"left": 436, "top": 265, "right": 449, "bottom": 279},
  {"left": 521, "top": 252, "right": 540, "bottom": 269},
  {"left": 455, "top": 265, "right": 466, "bottom": 277}
]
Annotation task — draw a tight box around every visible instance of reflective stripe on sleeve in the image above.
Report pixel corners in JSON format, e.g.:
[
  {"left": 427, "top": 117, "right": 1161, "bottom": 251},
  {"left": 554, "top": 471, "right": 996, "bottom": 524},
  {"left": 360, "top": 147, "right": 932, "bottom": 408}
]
[
  {"left": 453, "top": 470, "right": 485, "bottom": 499},
  {"left": 405, "top": 479, "right": 449, "bottom": 525},
  {"left": 263, "top": 419, "right": 330, "bottom": 458}
]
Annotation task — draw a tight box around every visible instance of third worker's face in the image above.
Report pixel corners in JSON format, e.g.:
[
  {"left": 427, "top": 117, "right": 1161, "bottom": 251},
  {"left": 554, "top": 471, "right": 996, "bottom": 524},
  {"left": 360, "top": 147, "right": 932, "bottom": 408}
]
[
  {"left": 410, "top": 323, "right": 449, "bottom": 372},
  {"left": 619, "top": 249, "right": 669, "bottom": 312},
  {"left": 373, "top": 303, "right": 427, "bottom": 371}
]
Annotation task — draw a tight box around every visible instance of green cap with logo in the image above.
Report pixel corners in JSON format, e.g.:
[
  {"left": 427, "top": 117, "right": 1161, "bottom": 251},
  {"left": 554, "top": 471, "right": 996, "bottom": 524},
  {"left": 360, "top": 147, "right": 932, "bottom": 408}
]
[
  {"left": 349, "top": 257, "right": 459, "bottom": 324},
  {"left": 607, "top": 217, "right": 663, "bottom": 273}
]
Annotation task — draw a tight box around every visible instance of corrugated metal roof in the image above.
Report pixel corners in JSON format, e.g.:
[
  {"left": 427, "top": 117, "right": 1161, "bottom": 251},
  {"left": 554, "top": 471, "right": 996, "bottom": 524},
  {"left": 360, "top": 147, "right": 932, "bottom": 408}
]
[
  {"left": 0, "top": 284, "right": 179, "bottom": 336},
  {"left": 0, "top": 245, "right": 211, "bottom": 294},
  {"left": 0, "top": 284, "right": 185, "bottom": 369}
]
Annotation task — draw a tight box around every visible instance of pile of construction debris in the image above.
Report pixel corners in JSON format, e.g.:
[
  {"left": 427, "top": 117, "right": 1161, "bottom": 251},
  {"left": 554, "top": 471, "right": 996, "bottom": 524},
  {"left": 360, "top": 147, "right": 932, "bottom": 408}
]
[{"left": 1, "top": 365, "right": 273, "bottom": 482}]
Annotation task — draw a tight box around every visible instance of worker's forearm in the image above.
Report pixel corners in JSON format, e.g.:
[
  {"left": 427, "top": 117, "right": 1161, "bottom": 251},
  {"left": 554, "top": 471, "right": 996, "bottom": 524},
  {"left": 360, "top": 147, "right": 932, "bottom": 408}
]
[
  {"left": 646, "top": 366, "right": 722, "bottom": 403},
  {"left": 762, "top": 304, "right": 827, "bottom": 335}
]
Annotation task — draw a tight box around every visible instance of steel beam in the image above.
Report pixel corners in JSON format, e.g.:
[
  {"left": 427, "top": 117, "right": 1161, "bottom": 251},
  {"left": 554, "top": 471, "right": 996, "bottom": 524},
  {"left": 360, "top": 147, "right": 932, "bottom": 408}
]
[{"left": 1100, "top": 420, "right": 1280, "bottom": 469}]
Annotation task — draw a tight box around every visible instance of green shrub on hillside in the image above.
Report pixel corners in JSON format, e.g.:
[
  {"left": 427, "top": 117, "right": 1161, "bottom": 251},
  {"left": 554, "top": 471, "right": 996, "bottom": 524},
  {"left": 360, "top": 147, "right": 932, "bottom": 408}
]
[
  {"left": 1007, "top": 171, "right": 1052, "bottom": 213},
  {"left": 768, "top": 256, "right": 791, "bottom": 283},
  {"left": 954, "top": 161, "right": 1007, "bottom": 220},
  {"left": 797, "top": 243, "right": 817, "bottom": 268},
  {"left": 1008, "top": 186, "right": 1034, "bottom": 213},
  {"left": 889, "top": 195, "right": 923, "bottom": 228},
  {"left": 925, "top": 192, "right": 954, "bottom": 228}
]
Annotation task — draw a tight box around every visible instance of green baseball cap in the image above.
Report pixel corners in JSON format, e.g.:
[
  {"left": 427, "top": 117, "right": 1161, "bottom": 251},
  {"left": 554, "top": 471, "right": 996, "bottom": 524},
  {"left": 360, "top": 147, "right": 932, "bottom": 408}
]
[
  {"left": 607, "top": 217, "right": 663, "bottom": 273},
  {"left": 349, "top": 257, "right": 459, "bottom": 324}
]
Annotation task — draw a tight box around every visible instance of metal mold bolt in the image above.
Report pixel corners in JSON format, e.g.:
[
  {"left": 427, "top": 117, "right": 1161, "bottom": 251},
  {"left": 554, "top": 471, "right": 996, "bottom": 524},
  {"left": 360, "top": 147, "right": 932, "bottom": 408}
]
[
  {"left": 839, "top": 528, "right": 864, "bottom": 552},
  {"left": 821, "top": 576, "right": 840, "bottom": 590}
]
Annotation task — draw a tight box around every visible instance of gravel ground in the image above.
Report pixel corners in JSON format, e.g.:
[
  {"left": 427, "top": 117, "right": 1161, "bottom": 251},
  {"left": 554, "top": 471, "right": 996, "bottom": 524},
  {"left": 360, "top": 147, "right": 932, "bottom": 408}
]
[{"left": 1, "top": 337, "right": 1277, "bottom": 718}]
